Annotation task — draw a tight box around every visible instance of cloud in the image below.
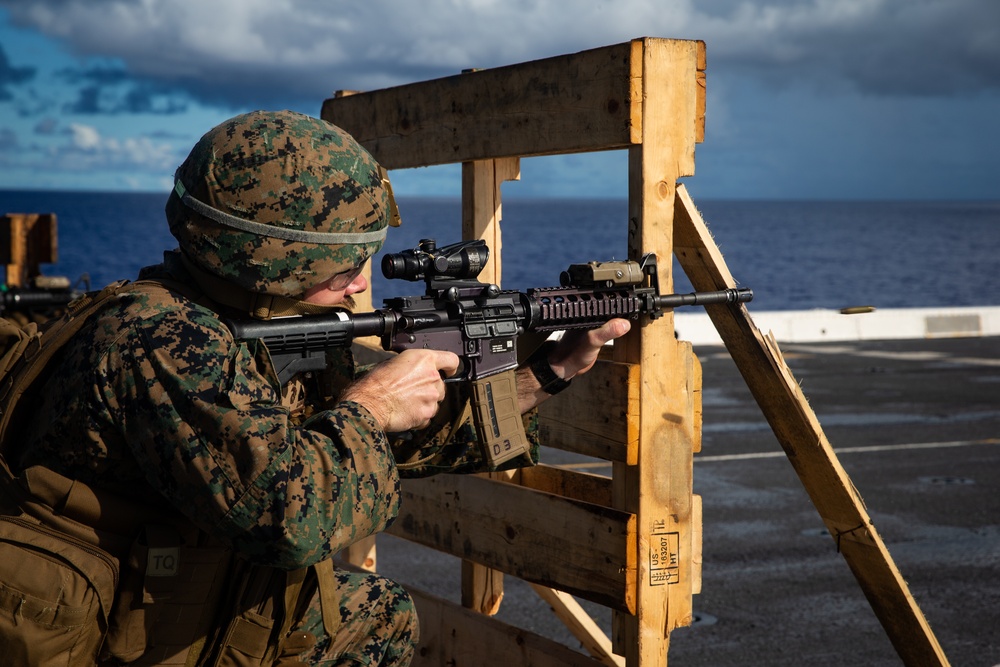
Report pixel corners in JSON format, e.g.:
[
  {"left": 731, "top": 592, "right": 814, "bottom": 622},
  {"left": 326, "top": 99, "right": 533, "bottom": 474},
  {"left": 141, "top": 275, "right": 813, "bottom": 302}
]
[
  {"left": 54, "top": 65, "right": 190, "bottom": 114},
  {"left": 0, "top": 42, "right": 35, "bottom": 100},
  {"left": 2, "top": 0, "right": 997, "bottom": 115},
  {"left": 63, "top": 81, "right": 189, "bottom": 115},
  {"left": 0, "top": 126, "right": 16, "bottom": 150},
  {"left": 68, "top": 122, "right": 100, "bottom": 149},
  {"left": 1, "top": 0, "right": 997, "bottom": 198},
  {"left": 33, "top": 117, "right": 58, "bottom": 134},
  {"left": 3, "top": 122, "right": 185, "bottom": 176},
  {"left": 699, "top": 0, "right": 1000, "bottom": 96}
]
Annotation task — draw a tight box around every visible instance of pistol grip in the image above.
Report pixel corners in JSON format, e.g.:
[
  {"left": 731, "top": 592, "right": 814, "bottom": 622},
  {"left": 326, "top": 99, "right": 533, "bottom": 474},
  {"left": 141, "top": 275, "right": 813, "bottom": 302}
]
[{"left": 470, "top": 370, "right": 531, "bottom": 468}]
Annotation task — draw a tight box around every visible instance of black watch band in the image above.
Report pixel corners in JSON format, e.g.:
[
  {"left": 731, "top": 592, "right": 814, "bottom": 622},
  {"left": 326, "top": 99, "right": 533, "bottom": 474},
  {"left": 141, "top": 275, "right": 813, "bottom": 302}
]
[{"left": 527, "top": 341, "right": 572, "bottom": 395}]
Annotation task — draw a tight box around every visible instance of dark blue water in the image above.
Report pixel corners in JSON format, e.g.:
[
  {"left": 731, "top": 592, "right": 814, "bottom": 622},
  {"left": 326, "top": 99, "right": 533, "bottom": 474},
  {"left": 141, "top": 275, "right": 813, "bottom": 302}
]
[{"left": 2, "top": 190, "right": 998, "bottom": 312}]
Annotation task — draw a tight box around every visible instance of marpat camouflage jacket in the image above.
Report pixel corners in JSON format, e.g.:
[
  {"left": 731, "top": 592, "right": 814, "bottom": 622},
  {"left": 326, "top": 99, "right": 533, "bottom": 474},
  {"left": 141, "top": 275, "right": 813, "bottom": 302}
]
[{"left": 17, "top": 252, "right": 537, "bottom": 570}]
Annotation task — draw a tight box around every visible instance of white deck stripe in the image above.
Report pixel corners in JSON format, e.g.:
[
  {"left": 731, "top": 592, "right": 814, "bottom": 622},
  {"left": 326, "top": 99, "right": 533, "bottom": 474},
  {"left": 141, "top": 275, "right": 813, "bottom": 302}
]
[
  {"left": 555, "top": 438, "right": 999, "bottom": 469},
  {"left": 694, "top": 438, "right": 999, "bottom": 462}
]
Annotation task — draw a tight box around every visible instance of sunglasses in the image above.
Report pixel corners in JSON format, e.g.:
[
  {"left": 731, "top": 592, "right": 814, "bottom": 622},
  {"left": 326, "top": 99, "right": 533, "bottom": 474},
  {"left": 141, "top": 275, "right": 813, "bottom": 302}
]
[{"left": 319, "top": 260, "right": 367, "bottom": 292}]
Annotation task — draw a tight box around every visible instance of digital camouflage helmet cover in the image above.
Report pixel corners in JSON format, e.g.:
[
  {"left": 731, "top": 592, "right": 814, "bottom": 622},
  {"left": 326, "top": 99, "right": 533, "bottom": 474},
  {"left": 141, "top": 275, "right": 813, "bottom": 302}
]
[{"left": 167, "top": 110, "right": 398, "bottom": 299}]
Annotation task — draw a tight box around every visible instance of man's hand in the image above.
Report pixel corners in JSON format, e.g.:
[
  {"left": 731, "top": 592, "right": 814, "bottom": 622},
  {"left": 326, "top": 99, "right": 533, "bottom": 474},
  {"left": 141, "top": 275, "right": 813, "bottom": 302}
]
[
  {"left": 517, "top": 318, "right": 631, "bottom": 412},
  {"left": 342, "top": 349, "right": 460, "bottom": 432},
  {"left": 548, "top": 318, "right": 631, "bottom": 380}
]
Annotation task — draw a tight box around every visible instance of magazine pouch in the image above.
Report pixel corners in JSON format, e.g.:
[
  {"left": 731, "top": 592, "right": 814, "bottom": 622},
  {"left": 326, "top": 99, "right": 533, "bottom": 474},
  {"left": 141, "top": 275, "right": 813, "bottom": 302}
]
[
  {"left": 105, "top": 525, "right": 232, "bottom": 666},
  {"left": 208, "top": 562, "right": 283, "bottom": 667},
  {"left": 103, "top": 525, "right": 181, "bottom": 662},
  {"left": 0, "top": 514, "right": 118, "bottom": 667}
]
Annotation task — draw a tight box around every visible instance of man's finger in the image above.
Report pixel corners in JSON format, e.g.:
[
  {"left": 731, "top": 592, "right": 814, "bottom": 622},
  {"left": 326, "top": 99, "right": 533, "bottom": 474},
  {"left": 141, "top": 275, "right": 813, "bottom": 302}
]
[
  {"left": 591, "top": 318, "right": 631, "bottom": 345},
  {"left": 434, "top": 350, "right": 461, "bottom": 377}
]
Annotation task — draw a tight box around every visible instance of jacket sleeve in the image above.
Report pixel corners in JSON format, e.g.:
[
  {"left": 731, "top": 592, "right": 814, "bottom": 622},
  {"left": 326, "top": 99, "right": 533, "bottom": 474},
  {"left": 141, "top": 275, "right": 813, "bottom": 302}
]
[{"left": 100, "top": 305, "right": 400, "bottom": 570}]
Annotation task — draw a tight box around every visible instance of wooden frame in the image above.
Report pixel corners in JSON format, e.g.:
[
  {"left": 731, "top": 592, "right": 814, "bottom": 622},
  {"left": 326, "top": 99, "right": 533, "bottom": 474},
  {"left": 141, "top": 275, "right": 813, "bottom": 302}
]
[
  {"left": 1, "top": 213, "right": 58, "bottom": 287},
  {"left": 322, "top": 37, "right": 948, "bottom": 666}
]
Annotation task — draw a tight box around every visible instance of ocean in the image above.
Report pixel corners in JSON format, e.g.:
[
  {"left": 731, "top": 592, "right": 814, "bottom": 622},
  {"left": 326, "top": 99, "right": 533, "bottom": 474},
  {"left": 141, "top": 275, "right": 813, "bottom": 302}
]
[{"left": 2, "top": 190, "right": 998, "bottom": 313}]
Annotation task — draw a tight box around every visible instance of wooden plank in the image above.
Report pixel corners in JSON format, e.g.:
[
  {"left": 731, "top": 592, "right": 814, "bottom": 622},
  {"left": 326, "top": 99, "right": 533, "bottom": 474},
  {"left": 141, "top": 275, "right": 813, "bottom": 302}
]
[
  {"left": 322, "top": 39, "right": 673, "bottom": 168},
  {"left": 695, "top": 41, "right": 707, "bottom": 144},
  {"left": 388, "top": 474, "right": 636, "bottom": 613},
  {"left": 410, "top": 586, "right": 608, "bottom": 667},
  {"left": 672, "top": 184, "right": 951, "bottom": 667},
  {"left": 537, "top": 359, "right": 638, "bottom": 463},
  {"left": 689, "top": 345, "right": 703, "bottom": 453},
  {"left": 1, "top": 213, "right": 58, "bottom": 287},
  {"left": 531, "top": 584, "right": 625, "bottom": 667},
  {"left": 611, "top": 38, "right": 702, "bottom": 665},
  {"left": 461, "top": 558, "right": 504, "bottom": 616},
  {"left": 691, "top": 494, "right": 702, "bottom": 596},
  {"left": 518, "top": 464, "right": 614, "bottom": 508},
  {"left": 459, "top": 155, "right": 521, "bottom": 615},
  {"left": 461, "top": 157, "right": 520, "bottom": 285},
  {"left": 340, "top": 536, "right": 376, "bottom": 572}
]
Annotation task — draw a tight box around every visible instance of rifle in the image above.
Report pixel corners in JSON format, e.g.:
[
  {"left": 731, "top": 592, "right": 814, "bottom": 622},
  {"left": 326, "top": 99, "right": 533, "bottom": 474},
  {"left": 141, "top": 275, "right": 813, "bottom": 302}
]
[
  {"left": 0, "top": 276, "right": 86, "bottom": 319},
  {"left": 226, "top": 239, "right": 752, "bottom": 467}
]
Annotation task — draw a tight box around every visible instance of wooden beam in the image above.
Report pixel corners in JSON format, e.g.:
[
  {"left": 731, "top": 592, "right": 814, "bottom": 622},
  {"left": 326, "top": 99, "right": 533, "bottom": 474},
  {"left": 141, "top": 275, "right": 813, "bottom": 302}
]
[
  {"left": 388, "top": 474, "right": 636, "bottom": 613},
  {"left": 695, "top": 41, "right": 707, "bottom": 144},
  {"left": 340, "top": 537, "right": 376, "bottom": 572},
  {"left": 461, "top": 157, "right": 520, "bottom": 285},
  {"left": 1, "top": 213, "right": 58, "bottom": 287},
  {"left": 459, "top": 155, "right": 521, "bottom": 615},
  {"left": 321, "top": 41, "right": 636, "bottom": 167},
  {"left": 531, "top": 584, "right": 625, "bottom": 667},
  {"left": 672, "top": 183, "right": 950, "bottom": 667},
  {"left": 321, "top": 38, "right": 704, "bottom": 169},
  {"left": 537, "top": 359, "right": 638, "bottom": 463},
  {"left": 612, "top": 38, "right": 702, "bottom": 665},
  {"left": 410, "top": 586, "right": 608, "bottom": 667},
  {"left": 518, "top": 465, "right": 614, "bottom": 509}
]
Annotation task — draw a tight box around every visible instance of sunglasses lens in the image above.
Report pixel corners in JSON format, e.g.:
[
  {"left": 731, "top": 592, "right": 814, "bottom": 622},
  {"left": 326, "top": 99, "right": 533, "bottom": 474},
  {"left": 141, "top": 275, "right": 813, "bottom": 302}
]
[{"left": 326, "top": 263, "right": 365, "bottom": 290}]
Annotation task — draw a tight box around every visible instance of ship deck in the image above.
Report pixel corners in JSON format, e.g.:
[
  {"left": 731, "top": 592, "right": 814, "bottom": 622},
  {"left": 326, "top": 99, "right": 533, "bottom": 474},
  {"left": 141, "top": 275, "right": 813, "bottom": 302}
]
[{"left": 372, "top": 334, "right": 999, "bottom": 666}]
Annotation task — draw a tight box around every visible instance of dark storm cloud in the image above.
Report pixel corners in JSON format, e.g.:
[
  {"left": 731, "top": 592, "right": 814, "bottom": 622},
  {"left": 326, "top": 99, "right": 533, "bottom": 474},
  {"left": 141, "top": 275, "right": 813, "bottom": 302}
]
[
  {"left": 3, "top": 0, "right": 997, "bottom": 115},
  {"left": 0, "top": 126, "right": 17, "bottom": 150},
  {"left": 56, "top": 65, "right": 190, "bottom": 114},
  {"left": 62, "top": 82, "right": 189, "bottom": 114},
  {"left": 0, "top": 42, "right": 35, "bottom": 100},
  {"left": 703, "top": 0, "right": 1000, "bottom": 96},
  {"left": 33, "top": 116, "right": 58, "bottom": 134}
]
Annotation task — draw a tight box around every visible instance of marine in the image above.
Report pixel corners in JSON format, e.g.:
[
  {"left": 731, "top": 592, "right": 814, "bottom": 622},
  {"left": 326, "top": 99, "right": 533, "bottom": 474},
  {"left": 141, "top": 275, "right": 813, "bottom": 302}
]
[{"left": 0, "top": 110, "right": 629, "bottom": 666}]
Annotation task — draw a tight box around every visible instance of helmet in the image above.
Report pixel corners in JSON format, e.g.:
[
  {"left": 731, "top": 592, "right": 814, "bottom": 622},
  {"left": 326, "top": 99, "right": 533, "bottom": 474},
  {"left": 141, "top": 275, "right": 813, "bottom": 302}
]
[{"left": 166, "top": 110, "right": 397, "bottom": 299}]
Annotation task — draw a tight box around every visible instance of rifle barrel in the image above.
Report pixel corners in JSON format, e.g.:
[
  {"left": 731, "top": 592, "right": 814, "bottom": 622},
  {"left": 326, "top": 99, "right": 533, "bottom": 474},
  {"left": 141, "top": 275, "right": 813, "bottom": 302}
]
[{"left": 655, "top": 287, "right": 752, "bottom": 309}]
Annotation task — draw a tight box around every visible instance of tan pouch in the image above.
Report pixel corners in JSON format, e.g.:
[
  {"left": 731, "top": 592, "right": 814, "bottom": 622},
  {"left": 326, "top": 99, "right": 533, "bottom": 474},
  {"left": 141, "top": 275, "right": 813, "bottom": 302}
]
[
  {"left": 103, "top": 525, "right": 179, "bottom": 662},
  {"left": 0, "top": 515, "right": 118, "bottom": 667},
  {"left": 206, "top": 563, "right": 284, "bottom": 667}
]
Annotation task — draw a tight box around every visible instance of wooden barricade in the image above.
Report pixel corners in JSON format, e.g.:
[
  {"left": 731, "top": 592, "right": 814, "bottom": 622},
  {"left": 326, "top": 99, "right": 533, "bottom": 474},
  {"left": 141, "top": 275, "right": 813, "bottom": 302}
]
[
  {"left": 322, "top": 37, "right": 948, "bottom": 667},
  {"left": 1, "top": 213, "right": 58, "bottom": 287}
]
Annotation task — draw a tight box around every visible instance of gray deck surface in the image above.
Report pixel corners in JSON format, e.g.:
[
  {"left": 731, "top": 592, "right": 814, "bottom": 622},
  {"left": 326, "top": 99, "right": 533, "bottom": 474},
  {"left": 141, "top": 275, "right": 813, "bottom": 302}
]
[{"left": 373, "top": 335, "right": 1000, "bottom": 666}]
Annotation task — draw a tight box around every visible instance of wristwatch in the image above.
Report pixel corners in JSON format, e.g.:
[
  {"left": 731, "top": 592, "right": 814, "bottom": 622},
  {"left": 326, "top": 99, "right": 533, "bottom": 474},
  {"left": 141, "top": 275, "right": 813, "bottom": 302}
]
[{"left": 527, "top": 341, "right": 572, "bottom": 395}]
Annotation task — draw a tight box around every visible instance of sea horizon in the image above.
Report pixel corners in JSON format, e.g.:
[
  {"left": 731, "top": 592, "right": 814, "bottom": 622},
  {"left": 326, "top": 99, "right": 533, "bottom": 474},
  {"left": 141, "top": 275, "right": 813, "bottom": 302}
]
[
  {"left": 2, "top": 190, "right": 999, "bottom": 313},
  {"left": 3, "top": 186, "right": 999, "bottom": 204}
]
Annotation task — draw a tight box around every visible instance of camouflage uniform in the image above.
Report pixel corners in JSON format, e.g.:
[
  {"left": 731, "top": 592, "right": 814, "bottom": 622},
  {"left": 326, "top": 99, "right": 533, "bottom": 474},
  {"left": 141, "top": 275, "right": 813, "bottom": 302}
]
[{"left": 14, "top": 111, "right": 536, "bottom": 665}]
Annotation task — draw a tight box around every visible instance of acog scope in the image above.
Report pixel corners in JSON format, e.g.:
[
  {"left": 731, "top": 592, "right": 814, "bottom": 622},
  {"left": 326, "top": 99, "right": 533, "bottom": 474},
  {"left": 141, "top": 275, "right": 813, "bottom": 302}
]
[{"left": 381, "top": 239, "right": 489, "bottom": 282}]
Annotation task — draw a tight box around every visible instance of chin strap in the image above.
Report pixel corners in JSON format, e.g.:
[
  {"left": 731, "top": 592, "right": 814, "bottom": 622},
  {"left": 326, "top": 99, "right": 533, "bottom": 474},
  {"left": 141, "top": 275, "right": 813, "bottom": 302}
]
[{"left": 178, "top": 253, "right": 347, "bottom": 320}]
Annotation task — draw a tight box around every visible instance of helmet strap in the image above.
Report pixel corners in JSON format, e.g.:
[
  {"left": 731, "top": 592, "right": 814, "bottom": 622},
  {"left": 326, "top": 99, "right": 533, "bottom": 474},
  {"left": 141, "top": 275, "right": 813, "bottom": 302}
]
[
  {"left": 174, "top": 177, "right": 388, "bottom": 244},
  {"left": 379, "top": 165, "right": 402, "bottom": 228}
]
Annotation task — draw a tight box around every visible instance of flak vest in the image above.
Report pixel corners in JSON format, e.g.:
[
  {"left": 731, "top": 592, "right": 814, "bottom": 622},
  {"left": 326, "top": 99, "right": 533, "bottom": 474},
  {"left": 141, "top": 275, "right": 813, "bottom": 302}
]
[{"left": 0, "top": 280, "right": 341, "bottom": 666}]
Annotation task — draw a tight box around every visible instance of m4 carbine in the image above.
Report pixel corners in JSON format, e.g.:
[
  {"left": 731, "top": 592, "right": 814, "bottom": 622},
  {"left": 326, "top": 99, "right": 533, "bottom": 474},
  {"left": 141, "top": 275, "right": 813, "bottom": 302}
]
[
  {"left": 0, "top": 276, "right": 85, "bottom": 319},
  {"left": 226, "top": 239, "right": 752, "bottom": 467}
]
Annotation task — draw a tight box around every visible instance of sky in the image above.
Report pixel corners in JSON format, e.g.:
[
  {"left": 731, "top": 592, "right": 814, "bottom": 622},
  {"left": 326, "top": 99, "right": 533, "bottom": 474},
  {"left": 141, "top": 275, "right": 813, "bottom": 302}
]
[{"left": 0, "top": 0, "right": 998, "bottom": 201}]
